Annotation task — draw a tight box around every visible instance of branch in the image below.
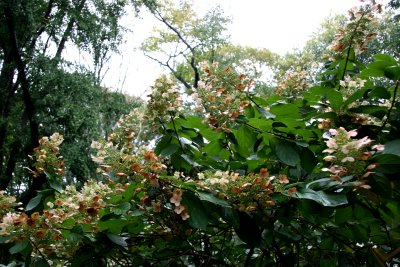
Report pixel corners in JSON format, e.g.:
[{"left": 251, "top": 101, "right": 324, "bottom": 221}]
[
  {"left": 144, "top": 52, "right": 192, "bottom": 89},
  {"left": 3, "top": 4, "right": 39, "bottom": 144},
  {"left": 153, "top": 9, "right": 200, "bottom": 88},
  {"left": 54, "top": 0, "right": 86, "bottom": 59},
  {"left": 380, "top": 79, "right": 399, "bottom": 130},
  {"left": 29, "top": 0, "right": 55, "bottom": 52}
]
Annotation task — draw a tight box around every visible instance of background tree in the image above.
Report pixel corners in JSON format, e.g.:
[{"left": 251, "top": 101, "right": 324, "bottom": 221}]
[
  {"left": 141, "top": 0, "right": 279, "bottom": 93},
  {"left": 0, "top": 0, "right": 152, "bottom": 200}
]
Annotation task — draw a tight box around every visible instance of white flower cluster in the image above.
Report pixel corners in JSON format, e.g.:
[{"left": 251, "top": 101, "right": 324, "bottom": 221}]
[{"left": 322, "top": 127, "right": 384, "bottom": 182}]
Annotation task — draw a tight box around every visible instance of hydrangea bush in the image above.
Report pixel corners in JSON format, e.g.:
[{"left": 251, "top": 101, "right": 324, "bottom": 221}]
[{"left": 1, "top": 2, "right": 399, "bottom": 266}]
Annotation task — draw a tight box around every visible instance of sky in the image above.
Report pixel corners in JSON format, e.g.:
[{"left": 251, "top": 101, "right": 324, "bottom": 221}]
[{"left": 102, "top": 0, "right": 367, "bottom": 98}]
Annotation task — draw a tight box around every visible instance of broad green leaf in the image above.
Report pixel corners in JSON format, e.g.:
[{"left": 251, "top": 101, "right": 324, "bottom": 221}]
[
  {"left": 367, "top": 60, "right": 394, "bottom": 71},
  {"left": 349, "top": 105, "right": 387, "bottom": 119},
  {"left": 198, "top": 191, "right": 230, "bottom": 207},
  {"left": 160, "top": 143, "right": 179, "bottom": 157},
  {"left": 154, "top": 135, "right": 172, "bottom": 155},
  {"left": 233, "top": 125, "right": 257, "bottom": 157},
  {"left": 106, "top": 233, "right": 127, "bottom": 247},
  {"left": 343, "top": 88, "right": 368, "bottom": 107},
  {"left": 25, "top": 195, "right": 42, "bottom": 211},
  {"left": 234, "top": 212, "right": 262, "bottom": 246},
  {"left": 114, "top": 202, "right": 131, "bottom": 215},
  {"left": 255, "top": 106, "right": 275, "bottom": 119},
  {"left": 31, "top": 258, "right": 50, "bottom": 267},
  {"left": 384, "top": 66, "right": 400, "bottom": 80},
  {"left": 335, "top": 206, "right": 353, "bottom": 224},
  {"left": 270, "top": 103, "right": 301, "bottom": 118},
  {"left": 382, "top": 139, "right": 400, "bottom": 156},
  {"left": 373, "top": 54, "right": 397, "bottom": 63},
  {"left": 291, "top": 188, "right": 348, "bottom": 207},
  {"left": 183, "top": 192, "right": 209, "bottom": 230},
  {"left": 98, "top": 219, "right": 129, "bottom": 234},
  {"left": 9, "top": 240, "right": 30, "bottom": 254},
  {"left": 48, "top": 180, "right": 62, "bottom": 192},
  {"left": 368, "top": 86, "right": 391, "bottom": 99},
  {"left": 360, "top": 68, "right": 385, "bottom": 78},
  {"left": 326, "top": 90, "right": 343, "bottom": 111},
  {"left": 306, "top": 176, "right": 353, "bottom": 190},
  {"left": 181, "top": 154, "right": 200, "bottom": 167},
  {"left": 271, "top": 139, "right": 300, "bottom": 167}
]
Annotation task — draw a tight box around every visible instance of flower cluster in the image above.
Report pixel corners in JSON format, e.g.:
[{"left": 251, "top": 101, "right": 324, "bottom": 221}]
[
  {"left": 0, "top": 180, "right": 115, "bottom": 259},
  {"left": 169, "top": 189, "right": 189, "bottom": 220},
  {"left": 0, "top": 191, "right": 21, "bottom": 220},
  {"left": 275, "top": 66, "right": 310, "bottom": 97},
  {"left": 146, "top": 75, "right": 183, "bottom": 125},
  {"left": 30, "top": 132, "right": 65, "bottom": 179},
  {"left": 199, "top": 169, "right": 292, "bottom": 212},
  {"left": 91, "top": 109, "right": 167, "bottom": 186},
  {"left": 329, "top": 2, "right": 381, "bottom": 55},
  {"left": 340, "top": 75, "right": 367, "bottom": 97},
  {"left": 105, "top": 108, "right": 147, "bottom": 152},
  {"left": 322, "top": 127, "right": 384, "bottom": 183},
  {"left": 193, "top": 61, "right": 254, "bottom": 132}
]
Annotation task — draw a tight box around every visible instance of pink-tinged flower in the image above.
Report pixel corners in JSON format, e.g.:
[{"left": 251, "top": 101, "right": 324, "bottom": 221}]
[
  {"left": 372, "top": 144, "right": 385, "bottom": 151},
  {"left": 341, "top": 156, "right": 355, "bottom": 163},
  {"left": 170, "top": 189, "right": 182, "bottom": 206},
  {"left": 174, "top": 205, "right": 185, "bottom": 214},
  {"left": 356, "top": 137, "right": 373, "bottom": 149},
  {"left": 326, "top": 139, "right": 338, "bottom": 149},
  {"left": 329, "top": 129, "right": 338, "bottom": 136},
  {"left": 346, "top": 129, "right": 358, "bottom": 137},
  {"left": 279, "top": 174, "right": 289, "bottom": 184},
  {"left": 323, "top": 155, "right": 336, "bottom": 162},
  {"left": 366, "top": 163, "right": 378, "bottom": 170},
  {"left": 322, "top": 148, "right": 336, "bottom": 154},
  {"left": 180, "top": 211, "right": 190, "bottom": 220}
]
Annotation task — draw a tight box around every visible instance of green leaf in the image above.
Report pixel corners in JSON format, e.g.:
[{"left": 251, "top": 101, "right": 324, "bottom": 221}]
[
  {"left": 360, "top": 68, "right": 385, "bottom": 78},
  {"left": 368, "top": 86, "right": 391, "bottom": 99},
  {"left": 181, "top": 154, "right": 200, "bottom": 167},
  {"left": 182, "top": 192, "right": 209, "bottom": 230},
  {"left": 270, "top": 103, "right": 301, "bottom": 118},
  {"left": 233, "top": 125, "right": 257, "bottom": 157},
  {"left": 106, "top": 233, "right": 127, "bottom": 247},
  {"left": 255, "top": 106, "right": 275, "bottom": 119},
  {"left": 234, "top": 212, "right": 262, "bottom": 246},
  {"left": 271, "top": 139, "right": 300, "bottom": 167},
  {"left": 25, "top": 195, "right": 42, "bottom": 211},
  {"left": 160, "top": 143, "right": 179, "bottom": 157},
  {"left": 31, "top": 258, "right": 50, "bottom": 267},
  {"left": 198, "top": 191, "right": 230, "bottom": 207},
  {"left": 48, "top": 180, "right": 62, "bottom": 192},
  {"left": 154, "top": 135, "right": 172, "bottom": 155},
  {"left": 384, "top": 66, "right": 400, "bottom": 80},
  {"left": 343, "top": 88, "right": 368, "bottom": 107},
  {"left": 382, "top": 139, "right": 400, "bottom": 156},
  {"left": 373, "top": 54, "right": 397, "bottom": 63},
  {"left": 9, "top": 240, "right": 30, "bottom": 254},
  {"left": 114, "top": 202, "right": 131, "bottom": 215},
  {"left": 348, "top": 105, "right": 387, "bottom": 119},
  {"left": 291, "top": 188, "right": 348, "bottom": 207},
  {"left": 335, "top": 206, "right": 353, "bottom": 224},
  {"left": 326, "top": 90, "right": 343, "bottom": 111}
]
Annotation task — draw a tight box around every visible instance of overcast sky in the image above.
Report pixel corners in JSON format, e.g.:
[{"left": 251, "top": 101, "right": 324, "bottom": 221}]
[{"left": 102, "top": 0, "right": 372, "bottom": 97}]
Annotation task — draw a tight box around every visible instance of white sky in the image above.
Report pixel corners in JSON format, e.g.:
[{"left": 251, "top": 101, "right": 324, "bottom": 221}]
[{"left": 102, "top": 0, "right": 370, "bottom": 97}]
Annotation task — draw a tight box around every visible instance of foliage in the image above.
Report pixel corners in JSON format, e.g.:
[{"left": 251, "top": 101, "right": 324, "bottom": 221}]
[
  {"left": 0, "top": 0, "right": 150, "bottom": 199},
  {"left": 1, "top": 1, "right": 400, "bottom": 266}
]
